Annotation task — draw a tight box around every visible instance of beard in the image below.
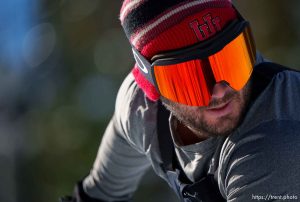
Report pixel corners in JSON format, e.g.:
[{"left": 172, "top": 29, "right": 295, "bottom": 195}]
[{"left": 161, "top": 82, "right": 252, "bottom": 138}]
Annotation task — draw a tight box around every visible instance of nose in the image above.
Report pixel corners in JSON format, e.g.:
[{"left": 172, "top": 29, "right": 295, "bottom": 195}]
[{"left": 211, "top": 81, "right": 230, "bottom": 99}]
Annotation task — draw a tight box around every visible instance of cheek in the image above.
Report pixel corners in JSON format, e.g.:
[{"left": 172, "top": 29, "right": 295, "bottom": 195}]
[
  {"left": 172, "top": 105, "right": 204, "bottom": 123},
  {"left": 231, "top": 98, "right": 243, "bottom": 115},
  {"left": 231, "top": 90, "right": 248, "bottom": 116}
]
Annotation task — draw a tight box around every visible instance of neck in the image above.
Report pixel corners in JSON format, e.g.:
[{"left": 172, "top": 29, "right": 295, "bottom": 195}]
[{"left": 175, "top": 119, "right": 209, "bottom": 145}]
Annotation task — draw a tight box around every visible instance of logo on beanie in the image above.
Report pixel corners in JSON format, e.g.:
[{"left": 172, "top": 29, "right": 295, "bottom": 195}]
[{"left": 190, "top": 13, "right": 221, "bottom": 41}]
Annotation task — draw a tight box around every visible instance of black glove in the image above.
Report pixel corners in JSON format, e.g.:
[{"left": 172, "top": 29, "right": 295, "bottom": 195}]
[
  {"left": 59, "top": 181, "right": 106, "bottom": 202},
  {"left": 59, "top": 180, "right": 132, "bottom": 202},
  {"left": 59, "top": 196, "right": 76, "bottom": 202}
]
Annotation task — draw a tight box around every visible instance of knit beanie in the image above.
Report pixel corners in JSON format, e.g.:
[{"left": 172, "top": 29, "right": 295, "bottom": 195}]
[{"left": 120, "top": 0, "right": 238, "bottom": 101}]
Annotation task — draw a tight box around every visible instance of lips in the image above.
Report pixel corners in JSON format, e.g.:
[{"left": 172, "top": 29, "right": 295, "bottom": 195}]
[
  {"left": 207, "top": 99, "right": 231, "bottom": 110},
  {"left": 205, "top": 100, "right": 233, "bottom": 117},
  {"left": 207, "top": 102, "right": 229, "bottom": 110}
]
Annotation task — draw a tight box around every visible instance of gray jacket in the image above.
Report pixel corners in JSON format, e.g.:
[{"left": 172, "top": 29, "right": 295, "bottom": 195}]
[{"left": 81, "top": 59, "right": 300, "bottom": 201}]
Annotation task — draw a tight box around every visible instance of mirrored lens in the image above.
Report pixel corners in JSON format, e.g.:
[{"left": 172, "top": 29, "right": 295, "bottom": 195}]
[
  {"left": 154, "top": 59, "right": 214, "bottom": 106},
  {"left": 153, "top": 26, "right": 255, "bottom": 106},
  {"left": 209, "top": 27, "right": 255, "bottom": 90}
]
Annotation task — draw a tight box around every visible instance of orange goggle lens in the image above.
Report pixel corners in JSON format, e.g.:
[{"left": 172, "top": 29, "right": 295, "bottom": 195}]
[{"left": 154, "top": 27, "right": 256, "bottom": 106}]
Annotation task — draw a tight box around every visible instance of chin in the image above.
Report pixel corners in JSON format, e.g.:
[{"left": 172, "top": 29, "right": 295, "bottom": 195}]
[{"left": 161, "top": 81, "right": 252, "bottom": 137}]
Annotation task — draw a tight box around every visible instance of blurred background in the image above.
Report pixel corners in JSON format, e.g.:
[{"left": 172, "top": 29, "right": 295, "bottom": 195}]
[{"left": 0, "top": 0, "right": 299, "bottom": 202}]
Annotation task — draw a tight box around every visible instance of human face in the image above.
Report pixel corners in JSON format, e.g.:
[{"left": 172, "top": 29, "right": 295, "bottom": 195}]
[{"left": 161, "top": 81, "right": 252, "bottom": 138}]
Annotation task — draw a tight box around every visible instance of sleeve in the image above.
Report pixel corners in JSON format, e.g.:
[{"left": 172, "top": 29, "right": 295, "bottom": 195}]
[
  {"left": 79, "top": 73, "right": 155, "bottom": 201},
  {"left": 218, "top": 120, "right": 300, "bottom": 202}
]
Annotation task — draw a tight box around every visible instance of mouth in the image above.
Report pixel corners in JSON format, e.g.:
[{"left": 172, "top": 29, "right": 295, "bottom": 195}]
[
  {"left": 207, "top": 101, "right": 230, "bottom": 110},
  {"left": 205, "top": 99, "right": 233, "bottom": 117}
]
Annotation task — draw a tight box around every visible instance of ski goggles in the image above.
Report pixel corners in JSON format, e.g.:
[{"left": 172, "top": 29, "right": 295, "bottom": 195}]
[{"left": 132, "top": 20, "right": 256, "bottom": 106}]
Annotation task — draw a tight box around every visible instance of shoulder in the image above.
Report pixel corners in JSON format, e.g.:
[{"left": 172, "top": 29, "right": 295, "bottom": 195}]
[
  {"left": 217, "top": 66, "right": 300, "bottom": 200},
  {"left": 261, "top": 68, "right": 300, "bottom": 120},
  {"left": 114, "top": 72, "right": 159, "bottom": 153},
  {"left": 218, "top": 119, "right": 300, "bottom": 201},
  {"left": 242, "top": 64, "right": 300, "bottom": 133},
  {"left": 273, "top": 67, "right": 300, "bottom": 87}
]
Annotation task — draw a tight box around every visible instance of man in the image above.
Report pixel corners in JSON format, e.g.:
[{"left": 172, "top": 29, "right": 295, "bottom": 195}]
[{"left": 61, "top": 0, "right": 300, "bottom": 201}]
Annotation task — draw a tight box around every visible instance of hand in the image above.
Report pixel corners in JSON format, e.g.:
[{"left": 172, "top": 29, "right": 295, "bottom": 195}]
[{"left": 59, "top": 196, "right": 76, "bottom": 202}]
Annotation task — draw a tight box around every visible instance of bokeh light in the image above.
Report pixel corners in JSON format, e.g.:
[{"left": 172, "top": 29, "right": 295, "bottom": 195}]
[{"left": 23, "top": 23, "right": 56, "bottom": 68}]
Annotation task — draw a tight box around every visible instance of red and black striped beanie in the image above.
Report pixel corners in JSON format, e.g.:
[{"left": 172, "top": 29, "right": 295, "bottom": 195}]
[{"left": 120, "top": 0, "right": 238, "bottom": 101}]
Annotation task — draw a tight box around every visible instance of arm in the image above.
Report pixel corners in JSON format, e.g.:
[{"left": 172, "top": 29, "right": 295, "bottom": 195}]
[
  {"left": 82, "top": 115, "right": 151, "bottom": 201},
  {"left": 67, "top": 73, "right": 154, "bottom": 201}
]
